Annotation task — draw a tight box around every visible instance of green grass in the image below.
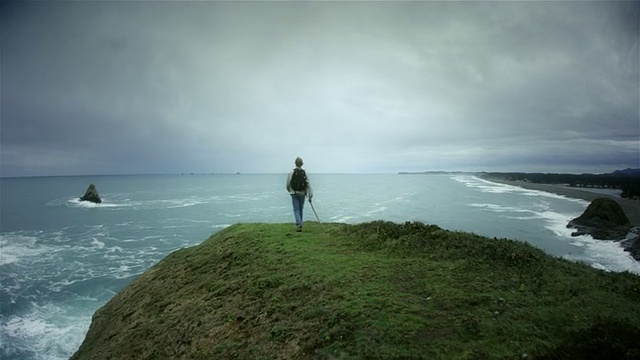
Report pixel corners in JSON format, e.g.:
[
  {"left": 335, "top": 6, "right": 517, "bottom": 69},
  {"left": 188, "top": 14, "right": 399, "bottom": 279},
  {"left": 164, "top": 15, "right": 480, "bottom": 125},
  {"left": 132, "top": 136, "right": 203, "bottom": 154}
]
[{"left": 72, "top": 221, "right": 640, "bottom": 359}]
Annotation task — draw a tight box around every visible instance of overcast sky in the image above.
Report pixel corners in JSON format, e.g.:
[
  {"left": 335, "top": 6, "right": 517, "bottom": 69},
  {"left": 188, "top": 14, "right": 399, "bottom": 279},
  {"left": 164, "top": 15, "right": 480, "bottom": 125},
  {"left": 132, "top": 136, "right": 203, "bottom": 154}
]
[{"left": 1, "top": 1, "right": 638, "bottom": 176}]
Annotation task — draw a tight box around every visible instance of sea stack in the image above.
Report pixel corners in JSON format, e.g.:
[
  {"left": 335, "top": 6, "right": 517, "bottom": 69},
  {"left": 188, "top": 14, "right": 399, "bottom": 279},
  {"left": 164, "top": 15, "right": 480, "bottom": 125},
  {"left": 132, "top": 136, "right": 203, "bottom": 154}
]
[
  {"left": 80, "top": 184, "right": 102, "bottom": 204},
  {"left": 567, "top": 197, "right": 630, "bottom": 240}
]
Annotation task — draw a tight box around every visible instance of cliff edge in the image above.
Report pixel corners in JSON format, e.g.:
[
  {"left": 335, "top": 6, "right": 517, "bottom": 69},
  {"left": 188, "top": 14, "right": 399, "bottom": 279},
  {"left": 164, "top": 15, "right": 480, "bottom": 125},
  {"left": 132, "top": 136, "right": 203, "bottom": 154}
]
[{"left": 72, "top": 222, "right": 640, "bottom": 359}]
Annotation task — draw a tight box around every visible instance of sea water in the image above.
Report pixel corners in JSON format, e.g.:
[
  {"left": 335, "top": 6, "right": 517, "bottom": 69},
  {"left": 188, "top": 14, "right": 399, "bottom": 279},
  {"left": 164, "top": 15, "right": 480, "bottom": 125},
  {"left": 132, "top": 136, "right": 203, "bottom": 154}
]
[{"left": 1, "top": 173, "right": 639, "bottom": 359}]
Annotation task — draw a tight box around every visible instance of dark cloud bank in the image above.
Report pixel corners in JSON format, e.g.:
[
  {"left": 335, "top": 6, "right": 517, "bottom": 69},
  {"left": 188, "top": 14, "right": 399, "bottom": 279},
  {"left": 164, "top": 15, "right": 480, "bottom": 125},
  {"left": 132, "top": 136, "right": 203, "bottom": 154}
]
[{"left": 1, "top": 1, "right": 638, "bottom": 176}]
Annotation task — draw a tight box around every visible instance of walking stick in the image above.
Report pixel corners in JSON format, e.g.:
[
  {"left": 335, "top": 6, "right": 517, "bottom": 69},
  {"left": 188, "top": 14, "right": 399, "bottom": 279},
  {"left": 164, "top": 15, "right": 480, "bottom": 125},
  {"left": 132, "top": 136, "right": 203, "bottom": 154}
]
[
  {"left": 309, "top": 199, "right": 328, "bottom": 233},
  {"left": 310, "top": 200, "right": 321, "bottom": 223}
]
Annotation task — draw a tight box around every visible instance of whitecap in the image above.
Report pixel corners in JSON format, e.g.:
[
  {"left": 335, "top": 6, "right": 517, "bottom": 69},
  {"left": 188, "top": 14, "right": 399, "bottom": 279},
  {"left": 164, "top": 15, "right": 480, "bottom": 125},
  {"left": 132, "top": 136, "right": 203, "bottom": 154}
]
[
  {"left": 49, "top": 194, "right": 185, "bottom": 211},
  {"left": 330, "top": 214, "right": 356, "bottom": 223},
  {"left": 1, "top": 303, "right": 89, "bottom": 360},
  {"left": 506, "top": 216, "right": 539, "bottom": 220},
  {"left": 67, "top": 198, "right": 102, "bottom": 208},
  {"left": 106, "top": 246, "right": 123, "bottom": 254},
  {"left": 3, "top": 314, "right": 51, "bottom": 340},
  {"left": 0, "top": 252, "right": 20, "bottom": 266},
  {"left": 112, "top": 265, "right": 134, "bottom": 280},
  {"left": 590, "top": 262, "right": 610, "bottom": 272},
  {"left": 470, "top": 203, "right": 534, "bottom": 214},
  {"left": 454, "top": 176, "right": 588, "bottom": 205},
  {"left": 47, "top": 196, "right": 133, "bottom": 210},
  {"left": 365, "top": 206, "right": 387, "bottom": 216},
  {"left": 139, "top": 235, "right": 163, "bottom": 241},
  {"left": 562, "top": 233, "right": 640, "bottom": 275},
  {"left": 538, "top": 210, "right": 579, "bottom": 238},
  {"left": 49, "top": 279, "right": 82, "bottom": 292},
  {"left": 0, "top": 234, "right": 49, "bottom": 266},
  {"left": 90, "top": 238, "right": 105, "bottom": 249}
]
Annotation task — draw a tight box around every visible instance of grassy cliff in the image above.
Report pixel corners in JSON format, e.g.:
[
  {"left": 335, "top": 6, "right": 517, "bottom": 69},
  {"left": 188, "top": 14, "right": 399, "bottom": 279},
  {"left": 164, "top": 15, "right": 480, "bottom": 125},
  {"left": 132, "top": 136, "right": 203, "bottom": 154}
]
[{"left": 71, "top": 222, "right": 640, "bottom": 359}]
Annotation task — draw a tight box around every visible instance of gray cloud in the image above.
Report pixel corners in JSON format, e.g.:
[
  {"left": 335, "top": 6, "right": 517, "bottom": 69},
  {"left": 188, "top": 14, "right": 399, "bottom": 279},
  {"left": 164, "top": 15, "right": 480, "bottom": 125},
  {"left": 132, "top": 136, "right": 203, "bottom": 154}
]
[{"left": 1, "top": 1, "right": 638, "bottom": 176}]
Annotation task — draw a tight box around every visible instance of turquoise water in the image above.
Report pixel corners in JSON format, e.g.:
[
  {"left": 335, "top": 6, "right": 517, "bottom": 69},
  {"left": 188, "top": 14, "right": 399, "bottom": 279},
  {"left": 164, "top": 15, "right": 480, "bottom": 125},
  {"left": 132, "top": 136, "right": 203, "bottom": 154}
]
[{"left": 2, "top": 173, "right": 639, "bottom": 359}]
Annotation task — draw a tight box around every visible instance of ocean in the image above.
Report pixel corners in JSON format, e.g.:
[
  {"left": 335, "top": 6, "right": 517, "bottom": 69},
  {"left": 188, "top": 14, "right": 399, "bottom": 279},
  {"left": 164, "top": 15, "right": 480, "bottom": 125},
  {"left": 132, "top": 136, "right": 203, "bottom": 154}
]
[{"left": 2, "top": 173, "right": 639, "bottom": 359}]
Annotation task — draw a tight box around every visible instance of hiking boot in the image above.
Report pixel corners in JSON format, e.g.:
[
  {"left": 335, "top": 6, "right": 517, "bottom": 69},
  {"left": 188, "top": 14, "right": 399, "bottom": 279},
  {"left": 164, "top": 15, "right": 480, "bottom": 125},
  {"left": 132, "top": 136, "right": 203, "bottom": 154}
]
[{"left": 296, "top": 226, "right": 302, "bottom": 232}]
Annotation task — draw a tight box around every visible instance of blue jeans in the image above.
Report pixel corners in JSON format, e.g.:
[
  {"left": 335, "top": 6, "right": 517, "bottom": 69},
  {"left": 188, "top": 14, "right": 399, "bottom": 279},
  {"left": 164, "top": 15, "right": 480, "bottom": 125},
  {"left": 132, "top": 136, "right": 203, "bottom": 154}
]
[{"left": 291, "top": 193, "right": 306, "bottom": 227}]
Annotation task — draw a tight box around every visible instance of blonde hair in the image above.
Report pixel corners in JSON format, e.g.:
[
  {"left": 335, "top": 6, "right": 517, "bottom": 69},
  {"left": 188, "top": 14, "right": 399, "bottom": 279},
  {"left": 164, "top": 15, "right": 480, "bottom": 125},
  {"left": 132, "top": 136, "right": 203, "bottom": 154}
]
[{"left": 295, "top": 157, "right": 303, "bottom": 167}]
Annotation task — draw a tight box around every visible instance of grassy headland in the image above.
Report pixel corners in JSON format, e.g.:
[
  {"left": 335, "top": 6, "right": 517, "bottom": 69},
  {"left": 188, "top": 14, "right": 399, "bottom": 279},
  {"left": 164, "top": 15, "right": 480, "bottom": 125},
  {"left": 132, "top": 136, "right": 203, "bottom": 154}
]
[{"left": 72, "top": 222, "right": 640, "bottom": 359}]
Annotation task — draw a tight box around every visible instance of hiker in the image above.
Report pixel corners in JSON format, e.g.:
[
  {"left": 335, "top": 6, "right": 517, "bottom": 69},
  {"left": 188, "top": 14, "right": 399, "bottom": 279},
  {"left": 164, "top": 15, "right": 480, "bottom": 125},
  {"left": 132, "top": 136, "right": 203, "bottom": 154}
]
[{"left": 286, "top": 157, "right": 313, "bottom": 232}]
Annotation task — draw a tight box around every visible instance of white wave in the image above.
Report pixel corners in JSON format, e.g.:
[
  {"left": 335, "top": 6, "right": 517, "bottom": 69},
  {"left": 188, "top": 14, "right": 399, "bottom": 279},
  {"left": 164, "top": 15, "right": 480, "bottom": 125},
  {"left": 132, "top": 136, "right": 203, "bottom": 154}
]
[
  {"left": 539, "top": 210, "right": 580, "bottom": 238},
  {"left": 453, "top": 175, "right": 517, "bottom": 194},
  {"left": 365, "top": 206, "right": 387, "bottom": 216},
  {"left": 48, "top": 278, "right": 83, "bottom": 292},
  {"left": 456, "top": 175, "right": 640, "bottom": 274},
  {"left": 0, "top": 235, "right": 49, "bottom": 266},
  {"left": 506, "top": 216, "right": 540, "bottom": 220},
  {"left": 471, "top": 201, "right": 580, "bottom": 240},
  {"left": 47, "top": 195, "right": 210, "bottom": 211},
  {"left": 159, "top": 198, "right": 206, "bottom": 209},
  {"left": 90, "top": 238, "right": 105, "bottom": 249},
  {"left": 556, "top": 218, "right": 640, "bottom": 274},
  {"left": 454, "top": 176, "right": 588, "bottom": 205},
  {"left": 470, "top": 203, "right": 534, "bottom": 214},
  {"left": 45, "top": 195, "right": 133, "bottom": 209},
  {"left": 0, "top": 252, "right": 19, "bottom": 266},
  {"left": 111, "top": 265, "right": 134, "bottom": 280},
  {"left": 569, "top": 235, "right": 640, "bottom": 274},
  {"left": 330, "top": 214, "right": 356, "bottom": 223},
  {"left": 2, "top": 302, "right": 89, "bottom": 360},
  {"left": 525, "top": 212, "right": 639, "bottom": 275},
  {"left": 590, "top": 262, "right": 610, "bottom": 272},
  {"left": 76, "top": 200, "right": 120, "bottom": 208},
  {"left": 160, "top": 218, "right": 211, "bottom": 225},
  {"left": 223, "top": 213, "right": 242, "bottom": 218},
  {"left": 71, "top": 294, "right": 99, "bottom": 302}
]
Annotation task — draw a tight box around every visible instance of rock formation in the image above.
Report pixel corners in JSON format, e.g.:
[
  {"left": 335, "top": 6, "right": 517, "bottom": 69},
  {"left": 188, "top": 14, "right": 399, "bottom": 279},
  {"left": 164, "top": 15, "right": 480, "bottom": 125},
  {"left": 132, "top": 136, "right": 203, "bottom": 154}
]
[
  {"left": 80, "top": 184, "right": 102, "bottom": 204},
  {"left": 621, "top": 227, "right": 640, "bottom": 261},
  {"left": 567, "top": 197, "right": 630, "bottom": 240}
]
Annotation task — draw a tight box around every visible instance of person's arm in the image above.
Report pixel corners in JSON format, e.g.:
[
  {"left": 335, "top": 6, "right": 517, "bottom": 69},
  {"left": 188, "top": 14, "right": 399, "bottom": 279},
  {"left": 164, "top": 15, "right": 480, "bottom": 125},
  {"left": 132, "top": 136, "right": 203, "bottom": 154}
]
[
  {"left": 286, "top": 171, "right": 293, "bottom": 193},
  {"left": 306, "top": 176, "right": 313, "bottom": 201}
]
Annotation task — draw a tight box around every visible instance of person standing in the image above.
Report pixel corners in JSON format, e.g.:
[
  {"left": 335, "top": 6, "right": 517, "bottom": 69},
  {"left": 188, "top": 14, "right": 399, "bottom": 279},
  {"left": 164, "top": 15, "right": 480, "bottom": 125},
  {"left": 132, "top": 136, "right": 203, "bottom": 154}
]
[{"left": 286, "top": 157, "right": 313, "bottom": 232}]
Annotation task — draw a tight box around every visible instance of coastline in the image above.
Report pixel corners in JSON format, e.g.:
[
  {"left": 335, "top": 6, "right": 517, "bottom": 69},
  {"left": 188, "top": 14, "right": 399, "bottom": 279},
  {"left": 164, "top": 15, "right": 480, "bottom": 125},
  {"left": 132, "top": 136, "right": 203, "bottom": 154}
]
[{"left": 486, "top": 178, "right": 640, "bottom": 227}]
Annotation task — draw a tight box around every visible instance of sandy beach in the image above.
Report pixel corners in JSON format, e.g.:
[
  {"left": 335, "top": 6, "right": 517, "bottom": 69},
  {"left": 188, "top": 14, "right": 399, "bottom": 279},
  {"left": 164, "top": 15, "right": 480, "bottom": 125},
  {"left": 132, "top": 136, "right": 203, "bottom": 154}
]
[{"left": 488, "top": 179, "right": 640, "bottom": 227}]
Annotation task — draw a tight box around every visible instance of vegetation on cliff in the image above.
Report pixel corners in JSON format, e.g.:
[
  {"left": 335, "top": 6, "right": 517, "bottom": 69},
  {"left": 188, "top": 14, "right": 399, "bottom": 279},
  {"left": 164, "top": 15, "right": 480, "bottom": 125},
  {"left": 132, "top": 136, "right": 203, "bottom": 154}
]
[{"left": 72, "top": 222, "right": 640, "bottom": 359}]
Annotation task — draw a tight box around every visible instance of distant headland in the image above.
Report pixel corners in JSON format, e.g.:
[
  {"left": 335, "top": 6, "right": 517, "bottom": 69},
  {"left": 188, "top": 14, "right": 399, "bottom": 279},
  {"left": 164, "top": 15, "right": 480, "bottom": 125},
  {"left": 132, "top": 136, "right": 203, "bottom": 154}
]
[{"left": 400, "top": 169, "right": 640, "bottom": 200}]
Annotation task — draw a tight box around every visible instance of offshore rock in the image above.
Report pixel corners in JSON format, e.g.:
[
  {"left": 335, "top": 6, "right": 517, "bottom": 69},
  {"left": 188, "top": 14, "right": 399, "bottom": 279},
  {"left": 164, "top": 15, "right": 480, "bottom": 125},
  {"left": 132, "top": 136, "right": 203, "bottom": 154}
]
[
  {"left": 567, "top": 197, "right": 630, "bottom": 240},
  {"left": 80, "top": 184, "right": 102, "bottom": 204}
]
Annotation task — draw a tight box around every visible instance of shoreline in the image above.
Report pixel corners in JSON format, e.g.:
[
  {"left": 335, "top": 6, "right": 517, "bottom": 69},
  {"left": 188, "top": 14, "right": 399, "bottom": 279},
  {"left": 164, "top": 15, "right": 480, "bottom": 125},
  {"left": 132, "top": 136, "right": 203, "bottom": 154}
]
[{"left": 486, "top": 178, "right": 640, "bottom": 227}]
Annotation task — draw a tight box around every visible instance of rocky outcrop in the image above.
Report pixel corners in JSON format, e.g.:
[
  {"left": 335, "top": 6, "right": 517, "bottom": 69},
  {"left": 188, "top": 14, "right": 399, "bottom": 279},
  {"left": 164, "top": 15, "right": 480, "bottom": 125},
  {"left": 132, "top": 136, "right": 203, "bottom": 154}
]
[
  {"left": 80, "top": 184, "right": 102, "bottom": 204},
  {"left": 621, "top": 227, "right": 640, "bottom": 261},
  {"left": 567, "top": 197, "right": 631, "bottom": 240}
]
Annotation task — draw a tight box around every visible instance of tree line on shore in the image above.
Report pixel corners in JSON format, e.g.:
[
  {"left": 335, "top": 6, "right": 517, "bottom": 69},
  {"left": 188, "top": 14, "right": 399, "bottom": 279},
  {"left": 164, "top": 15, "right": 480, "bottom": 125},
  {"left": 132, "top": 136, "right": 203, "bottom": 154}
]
[{"left": 482, "top": 170, "right": 640, "bottom": 199}]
